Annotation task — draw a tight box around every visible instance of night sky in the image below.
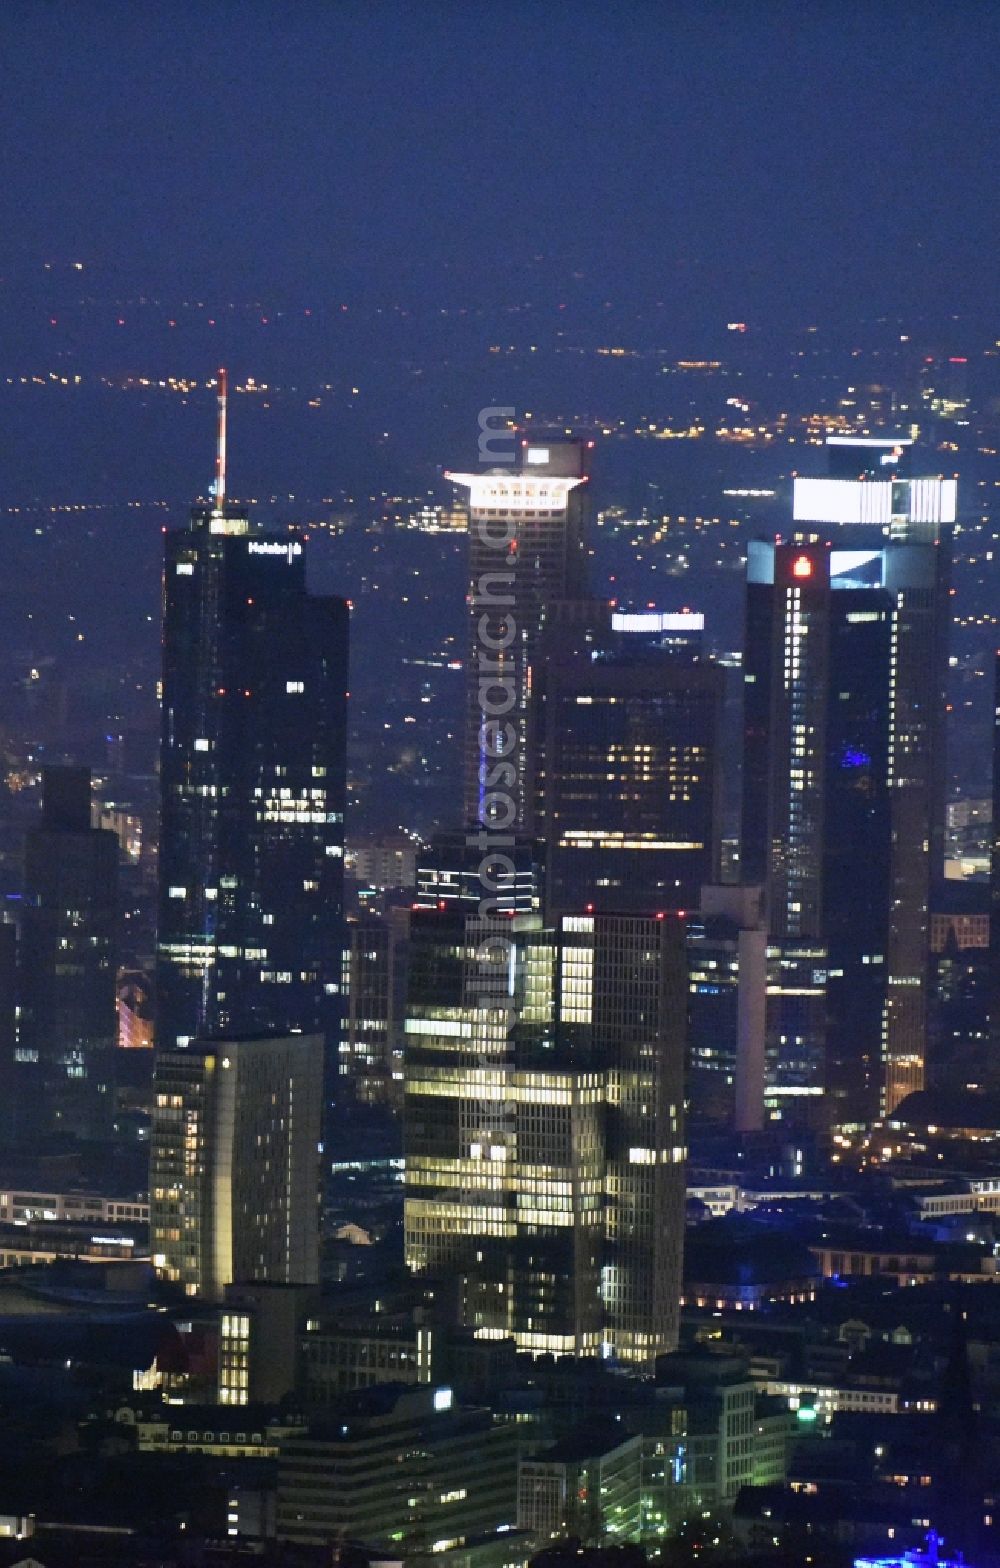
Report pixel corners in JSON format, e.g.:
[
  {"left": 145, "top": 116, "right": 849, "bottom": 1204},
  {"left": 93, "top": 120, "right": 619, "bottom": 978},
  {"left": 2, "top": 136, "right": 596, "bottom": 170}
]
[
  {"left": 4, "top": 1, "right": 1000, "bottom": 329},
  {"left": 0, "top": 1, "right": 998, "bottom": 505},
  {"left": 1, "top": 1, "right": 999, "bottom": 830}
]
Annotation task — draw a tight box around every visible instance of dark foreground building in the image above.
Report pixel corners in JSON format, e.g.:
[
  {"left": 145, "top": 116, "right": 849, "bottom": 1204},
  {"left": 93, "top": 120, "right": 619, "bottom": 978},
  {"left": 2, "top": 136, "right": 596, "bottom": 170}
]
[{"left": 19, "top": 765, "right": 119, "bottom": 1138}]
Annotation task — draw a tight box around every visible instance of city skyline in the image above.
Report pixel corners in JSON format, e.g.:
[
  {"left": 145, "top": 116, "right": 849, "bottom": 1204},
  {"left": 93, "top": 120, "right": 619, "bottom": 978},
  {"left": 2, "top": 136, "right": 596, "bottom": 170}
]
[{"left": 3, "top": 6, "right": 1000, "bottom": 1564}]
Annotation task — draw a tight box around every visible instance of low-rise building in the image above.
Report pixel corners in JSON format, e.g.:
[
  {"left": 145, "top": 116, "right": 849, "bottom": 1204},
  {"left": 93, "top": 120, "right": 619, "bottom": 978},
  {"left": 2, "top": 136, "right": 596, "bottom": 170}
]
[
  {"left": 809, "top": 1234, "right": 997, "bottom": 1285},
  {"left": 650, "top": 1348, "right": 795, "bottom": 1523},
  {"left": 114, "top": 1400, "right": 305, "bottom": 1459},
  {"left": 518, "top": 1429, "right": 642, "bottom": 1544},
  {"left": 276, "top": 1384, "right": 520, "bottom": 1560},
  {"left": 682, "top": 1221, "right": 820, "bottom": 1311},
  {"left": 0, "top": 1218, "right": 146, "bottom": 1269},
  {"left": 0, "top": 1188, "right": 149, "bottom": 1226},
  {"left": 299, "top": 1318, "right": 429, "bottom": 1400}
]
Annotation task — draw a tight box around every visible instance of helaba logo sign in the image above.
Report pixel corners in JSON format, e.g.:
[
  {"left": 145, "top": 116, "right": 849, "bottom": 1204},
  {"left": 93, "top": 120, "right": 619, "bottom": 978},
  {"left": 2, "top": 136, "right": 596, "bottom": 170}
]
[{"left": 248, "top": 541, "right": 302, "bottom": 558}]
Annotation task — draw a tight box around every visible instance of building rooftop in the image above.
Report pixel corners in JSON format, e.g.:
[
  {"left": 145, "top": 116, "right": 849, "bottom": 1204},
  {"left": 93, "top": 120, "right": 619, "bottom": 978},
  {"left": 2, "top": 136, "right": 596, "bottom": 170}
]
[
  {"left": 891, "top": 1089, "right": 1000, "bottom": 1132},
  {"left": 530, "top": 1425, "right": 638, "bottom": 1465}
]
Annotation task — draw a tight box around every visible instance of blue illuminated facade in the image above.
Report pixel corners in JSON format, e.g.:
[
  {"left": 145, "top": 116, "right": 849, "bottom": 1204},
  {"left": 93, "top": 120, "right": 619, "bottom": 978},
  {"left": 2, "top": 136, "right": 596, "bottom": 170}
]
[{"left": 856, "top": 1537, "right": 970, "bottom": 1568}]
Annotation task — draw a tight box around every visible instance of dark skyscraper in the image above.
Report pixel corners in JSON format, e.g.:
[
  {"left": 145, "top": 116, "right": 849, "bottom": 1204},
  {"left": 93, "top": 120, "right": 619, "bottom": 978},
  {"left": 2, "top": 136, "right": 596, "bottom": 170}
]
[
  {"left": 448, "top": 438, "right": 591, "bottom": 829},
  {"left": 530, "top": 602, "right": 723, "bottom": 918},
  {"left": 157, "top": 375, "right": 348, "bottom": 1071},
  {"left": 341, "top": 908, "right": 410, "bottom": 1107},
  {"left": 686, "top": 885, "right": 768, "bottom": 1133},
  {"left": 19, "top": 765, "right": 119, "bottom": 1137},
  {"left": 824, "top": 583, "right": 895, "bottom": 1119}
]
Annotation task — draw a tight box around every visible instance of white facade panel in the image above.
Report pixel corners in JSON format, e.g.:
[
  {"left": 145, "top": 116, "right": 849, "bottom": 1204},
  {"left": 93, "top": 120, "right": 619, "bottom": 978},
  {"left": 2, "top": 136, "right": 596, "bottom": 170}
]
[{"left": 793, "top": 477, "right": 892, "bottom": 525}]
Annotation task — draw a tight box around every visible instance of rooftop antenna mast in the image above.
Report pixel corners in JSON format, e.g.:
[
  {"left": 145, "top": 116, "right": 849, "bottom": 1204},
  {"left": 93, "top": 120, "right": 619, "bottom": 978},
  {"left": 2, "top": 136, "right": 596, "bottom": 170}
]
[{"left": 214, "top": 367, "right": 228, "bottom": 509}]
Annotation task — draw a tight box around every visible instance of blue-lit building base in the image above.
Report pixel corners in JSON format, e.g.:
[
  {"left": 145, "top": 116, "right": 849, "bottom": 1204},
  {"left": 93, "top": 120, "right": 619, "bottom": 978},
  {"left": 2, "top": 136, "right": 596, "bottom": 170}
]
[{"left": 856, "top": 1534, "right": 970, "bottom": 1568}]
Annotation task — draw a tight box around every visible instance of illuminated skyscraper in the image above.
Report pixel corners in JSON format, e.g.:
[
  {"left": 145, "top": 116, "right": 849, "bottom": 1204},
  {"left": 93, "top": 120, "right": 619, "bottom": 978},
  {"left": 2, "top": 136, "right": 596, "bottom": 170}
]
[
  {"left": 791, "top": 437, "right": 952, "bottom": 1114},
  {"left": 743, "top": 541, "right": 895, "bottom": 1123},
  {"left": 530, "top": 601, "right": 723, "bottom": 918},
  {"left": 403, "top": 908, "right": 686, "bottom": 1368},
  {"left": 157, "top": 374, "right": 348, "bottom": 1067},
  {"left": 745, "top": 509, "right": 949, "bottom": 1120},
  {"left": 404, "top": 908, "right": 604, "bottom": 1359},
  {"left": 448, "top": 438, "right": 590, "bottom": 829},
  {"left": 598, "top": 912, "right": 687, "bottom": 1365},
  {"left": 150, "top": 1031, "right": 323, "bottom": 1301}
]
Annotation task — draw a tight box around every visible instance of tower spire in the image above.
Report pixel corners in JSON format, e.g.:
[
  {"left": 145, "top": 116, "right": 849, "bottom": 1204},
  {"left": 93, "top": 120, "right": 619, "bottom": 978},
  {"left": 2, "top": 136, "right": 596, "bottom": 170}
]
[{"left": 214, "top": 367, "right": 228, "bottom": 510}]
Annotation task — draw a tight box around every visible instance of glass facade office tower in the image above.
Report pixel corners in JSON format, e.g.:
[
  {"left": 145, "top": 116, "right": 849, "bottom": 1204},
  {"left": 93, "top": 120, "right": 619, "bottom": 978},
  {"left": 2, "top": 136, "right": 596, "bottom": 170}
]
[
  {"left": 415, "top": 829, "right": 544, "bottom": 915},
  {"left": 403, "top": 908, "right": 686, "bottom": 1369},
  {"left": 448, "top": 439, "right": 590, "bottom": 829},
  {"left": 150, "top": 1032, "right": 323, "bottom": 1301},
  {"left": 19, "top": 766, "right": 118, "bottom": 1137},
  {"left": 598, "top": 913, "right": 687, "bottom": 1366},
  {"left": 157, "top": 487, "right": 348, "bottom": 1063},
  {"left": 791, "top": 438, "right": 952, "bottom": 1114},
  {"left": 744, "top": 532, "right": 946, "bottom": 1123},
  {"left": 529, "top": 603, "right": 723, "bottom": 918}
]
